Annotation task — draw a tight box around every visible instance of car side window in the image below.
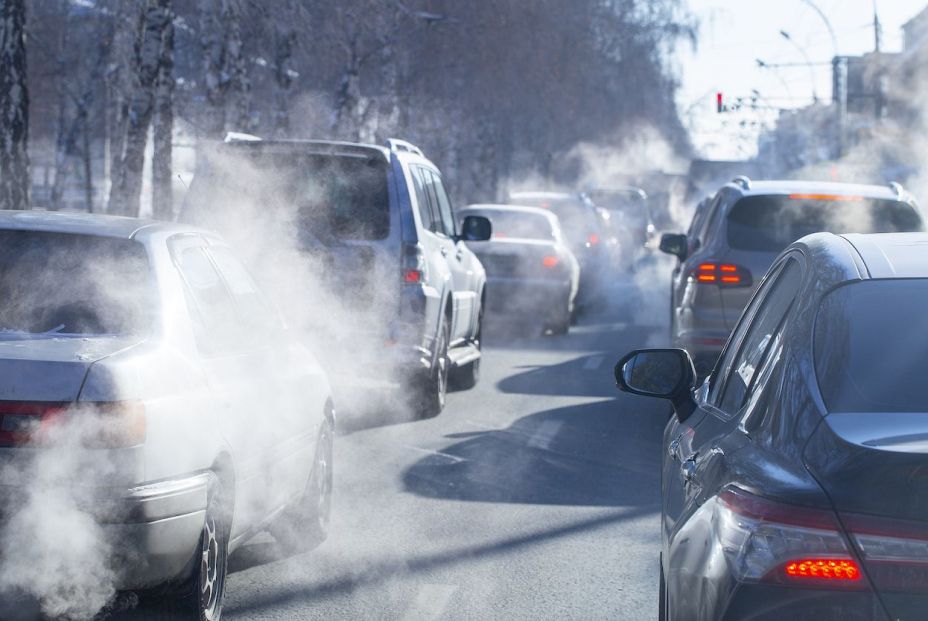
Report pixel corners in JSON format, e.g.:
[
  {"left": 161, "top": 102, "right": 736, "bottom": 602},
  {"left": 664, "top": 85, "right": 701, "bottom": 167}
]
[
  {"left": 698, "top": 194, "right": 726, "bottom": 245},
  {"left": 208, "top": 246, "right": 282, "bottom": 339},
  {"left": 709, "top": 260, "right": 785, "bottom": 405},
  {"left": 426, "top": 170, "right": 457, "bottom": 238},
  {"left": 410, "top": 166, "right": 436, "bottom": 233},
  {"left": 173, "top": 243, "right": 239, "bottom": 354},
  {"left": 718, "top": 260, "right": 802, "bottom": 414}
]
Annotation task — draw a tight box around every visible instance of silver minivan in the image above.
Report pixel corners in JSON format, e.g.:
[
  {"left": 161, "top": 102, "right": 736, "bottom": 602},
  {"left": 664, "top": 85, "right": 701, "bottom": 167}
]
[{"left": 660, "top": 178, "right": 924, "bottom": 374}]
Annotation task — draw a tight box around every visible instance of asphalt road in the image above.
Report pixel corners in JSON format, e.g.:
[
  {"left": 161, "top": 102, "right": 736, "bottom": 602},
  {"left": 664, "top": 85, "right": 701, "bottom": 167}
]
[{"left": 218, "top": 270, "right": 673, "bottom": 620}]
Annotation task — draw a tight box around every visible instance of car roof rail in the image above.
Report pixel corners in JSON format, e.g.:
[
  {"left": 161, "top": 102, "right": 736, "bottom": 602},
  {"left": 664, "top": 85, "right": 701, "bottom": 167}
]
[
  {"left": 386, "top": 138, "right": 424, "bottom": 157},
  {"left": 889, "top": 181, "right": 904, "bottom": 196},
  {"left": 224, "top": 131, "right": 262, "bottom": 143},
  {"left": 731, "top": 175, "right": 752, "bottom": 190}
]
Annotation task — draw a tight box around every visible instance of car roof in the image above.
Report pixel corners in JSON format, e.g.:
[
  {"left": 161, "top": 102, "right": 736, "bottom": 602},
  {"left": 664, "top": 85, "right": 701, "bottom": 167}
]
[
  {"left": 217, "top": 137, "right": 396, "bottom": 162},
  {"left": 508, "top": 191, "right": 580, "bottom": 201},
  {"left": 461, "top": 204, "right": 556, "bottom": 220},
  {"left": 0, "top": 210, "right": 202, "bottom": 240},
  {"left": 842, "top": 232, "right": 928, "bottom": 278},
  {"left": 730, "top": 180, "right": 906, "bottom": 201}
]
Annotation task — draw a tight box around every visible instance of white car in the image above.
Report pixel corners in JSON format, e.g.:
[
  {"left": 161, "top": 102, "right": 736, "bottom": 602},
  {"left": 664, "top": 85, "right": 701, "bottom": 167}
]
[{"left": 0, "top": 210, "right": 333, "bottom": 619}]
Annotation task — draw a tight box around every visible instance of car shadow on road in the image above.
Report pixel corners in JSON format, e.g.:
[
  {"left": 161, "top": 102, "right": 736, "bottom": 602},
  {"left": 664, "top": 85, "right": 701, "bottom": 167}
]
[
  {"left": 496, "top": 352, "right": 620, "bottom": 398},
  {"left": 403, "top": 396, "right": 669, "bottom": 507}
]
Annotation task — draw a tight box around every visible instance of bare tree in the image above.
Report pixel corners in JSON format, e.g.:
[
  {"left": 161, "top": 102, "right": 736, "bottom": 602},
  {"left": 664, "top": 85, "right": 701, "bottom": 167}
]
[
  {"left": 151, "top": 2, "right": 174, "bottom": 220},
  {"left": 108, "top": 0, "right": 173, "bottom": 216},
  {"left": 0, "top": 0, "right": 30, "bottom": 210}
]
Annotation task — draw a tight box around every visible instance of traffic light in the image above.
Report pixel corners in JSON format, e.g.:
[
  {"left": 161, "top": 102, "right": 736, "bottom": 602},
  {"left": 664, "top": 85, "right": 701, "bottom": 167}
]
[{"left": 716, "top": 92, "right": 724, "bottom": 113}]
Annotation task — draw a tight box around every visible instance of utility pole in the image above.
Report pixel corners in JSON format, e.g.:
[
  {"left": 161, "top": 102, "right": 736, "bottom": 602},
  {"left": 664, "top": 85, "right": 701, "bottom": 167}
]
[
  {"left": 832, "top": 56, "right": 847, "bottom": 158},
  {"left": 873, "top": 0, "right": 885, "bottom": 120}
]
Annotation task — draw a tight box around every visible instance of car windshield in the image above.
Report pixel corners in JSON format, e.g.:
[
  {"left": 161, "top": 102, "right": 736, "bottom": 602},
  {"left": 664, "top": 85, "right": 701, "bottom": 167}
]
[
  {"left": 475, "top": 211, "right": 554, "bottom": 240},
  {"left": 188, "top": 150, "right": 390, "bottom": 242},
  {"left": 815, "top": 279, "right": 928, "bottom": 413},
  {"left": 727, "top": 195, "right": 923, "bottom": 252},
  {"left": 0, "top": 231, "right": 155, "bottom": 336}
]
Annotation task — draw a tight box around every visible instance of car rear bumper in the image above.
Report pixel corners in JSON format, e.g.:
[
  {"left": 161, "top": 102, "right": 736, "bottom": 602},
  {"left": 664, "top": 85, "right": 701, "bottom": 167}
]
[
  {"left": 485, "top": 277, "right": 572, "bottom": 318},
  {"left": 84, "top": 473, "right": 209, "bottom": 589},
  {"left": 721, "top": 583, "right": 888, "bottom": 621}
]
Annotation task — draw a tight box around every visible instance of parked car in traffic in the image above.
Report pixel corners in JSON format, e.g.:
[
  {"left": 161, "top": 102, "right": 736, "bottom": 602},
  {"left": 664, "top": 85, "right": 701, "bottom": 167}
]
[
  {"left": 182, "top": 135, "right": 492, "bottom": 416},
  {"left": 615, "top": 231, "right": 928, "bottom": 620},
  {"left": 0, "top": 210, "right": 333, "bottom": 619},
  {"left": 587, "top": 186, "right": 655, "bottom": 266},
  {"left": 458, "top": 204, "right": 579, "bottom": 335},
  {"left": 659, "top": 178, "right": 923, "bottom": 374},
  {"left": 507, "top": 191, "right": 614, "bottom": 309}
]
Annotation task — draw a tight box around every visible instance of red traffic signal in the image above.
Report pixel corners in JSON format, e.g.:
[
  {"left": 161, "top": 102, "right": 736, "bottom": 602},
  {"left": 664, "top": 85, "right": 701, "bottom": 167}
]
[{"left": 716, "top": 92, "right": 724, "bottom": 113}]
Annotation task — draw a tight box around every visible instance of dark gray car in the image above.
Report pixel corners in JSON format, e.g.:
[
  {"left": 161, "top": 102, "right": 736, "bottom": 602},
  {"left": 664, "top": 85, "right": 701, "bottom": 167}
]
[
  {"left": 616, "top": 231, "right": 928, "bottom": 620},
  {"left": 660, "top": 178, "right": 923, "bottom": 374}
]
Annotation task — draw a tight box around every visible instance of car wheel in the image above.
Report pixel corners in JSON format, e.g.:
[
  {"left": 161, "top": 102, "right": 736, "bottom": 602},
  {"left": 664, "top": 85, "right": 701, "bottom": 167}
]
[
  {"left": 271, "top": 418, "right": 334, "bottom": 551},
  {"left": 411, "top": 318, "right": 449, "bottom": 418},
  {"left": 547, "top": 301, "right": 571, "bottom": 336},
  {"left": 450, "top": 310, "right": 481, "bottom": 390},
  {"left": 170, "top": 477, "right": 230, "bottom": 621}
]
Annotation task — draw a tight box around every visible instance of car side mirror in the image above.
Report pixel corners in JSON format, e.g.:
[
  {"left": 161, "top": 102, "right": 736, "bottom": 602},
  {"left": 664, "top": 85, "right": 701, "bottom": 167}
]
[
  {"left": 461, "top": 215, "right": 492, "bottom": 242},
  {"left": 614, "top": 348, "right": 697, "bottom": 421},
  {"left": 659, "top": 233, "right": 687, "bottom": 261}
]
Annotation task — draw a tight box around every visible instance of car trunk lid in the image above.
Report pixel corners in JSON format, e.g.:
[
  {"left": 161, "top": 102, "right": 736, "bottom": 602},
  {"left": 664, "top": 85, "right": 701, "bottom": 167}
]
[
  {"left": 805, "top": 413, "right": 928, "bottom": 618},
  {"left": 0, "top": 335, "right": 140, "bottom": 402}
]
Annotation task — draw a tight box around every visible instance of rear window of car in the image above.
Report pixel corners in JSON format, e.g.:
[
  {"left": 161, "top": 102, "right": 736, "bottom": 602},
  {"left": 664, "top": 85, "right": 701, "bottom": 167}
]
[
  {"left": 815, "top": 279, "right": 928, "bottom": 413},
  {"left": 186, "top": 149, "right": 390, "bottom": 241},
  {"left": 727, "top": 195, "right": 923, "bottom": 252},
  {"left": 0, "top": 231, "right": 154, "bottom": 336},
  {"left": 510, "top": 196, "right": 599, "bottom": 245},
  {"left": 473, "top": 211, "right": 554, "bottom": 241}
]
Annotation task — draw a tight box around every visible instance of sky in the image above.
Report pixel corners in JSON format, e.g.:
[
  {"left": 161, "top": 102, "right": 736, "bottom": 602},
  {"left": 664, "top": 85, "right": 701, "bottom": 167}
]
[{"left": 677, "top": 0, "right": 926, "bottom": 160}]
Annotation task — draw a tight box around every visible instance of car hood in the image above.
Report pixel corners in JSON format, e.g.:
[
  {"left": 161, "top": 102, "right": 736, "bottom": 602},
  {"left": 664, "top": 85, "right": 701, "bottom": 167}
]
[{"left": 0, "top": 335, "right": 143, "bottom": 401}]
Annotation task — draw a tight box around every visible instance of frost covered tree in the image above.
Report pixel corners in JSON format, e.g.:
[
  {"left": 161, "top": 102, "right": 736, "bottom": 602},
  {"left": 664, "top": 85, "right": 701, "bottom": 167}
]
[
  {"left": 0, "top": 0, "right": 30, "bottom": 210},
  {"left": 151, "top": 1, "right": 174, "bottom": 220}
]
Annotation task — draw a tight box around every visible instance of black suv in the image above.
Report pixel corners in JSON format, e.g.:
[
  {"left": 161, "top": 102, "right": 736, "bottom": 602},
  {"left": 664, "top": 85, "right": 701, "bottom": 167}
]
[{"left": 182, "top": 136, "right": 491, "bottom": 417}]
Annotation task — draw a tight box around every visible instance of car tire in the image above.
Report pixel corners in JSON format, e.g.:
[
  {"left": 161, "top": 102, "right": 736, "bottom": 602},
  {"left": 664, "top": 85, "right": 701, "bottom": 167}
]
[
  {"left": 547, "top": 302, "right": 571, "bottom": 336},
  {"left": 169, "top": 476, "right": 230, "bottom": 621},
  {"left": 411, "top": 318, "right": 449, "bottom": 418},
  {"left": 270, "top": 418, "right": 334, "bottom": 551},
  {"left": 450, "top": 311, "right": 482, "bottom": 391}
]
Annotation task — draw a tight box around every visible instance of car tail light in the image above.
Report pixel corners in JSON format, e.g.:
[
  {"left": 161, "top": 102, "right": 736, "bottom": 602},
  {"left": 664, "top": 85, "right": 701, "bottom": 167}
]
[
  {"left": 542, "top": 256, "right": 560, "bottom": 268},
  {"left": 402, "top": 242, "right": 427, "bottom": 285},
  {"left": 713, "top": 487, "right": 866, "bottom": 589},
  {"left": 789, "top": 193, "right": 864, "bottom": 202},
  {"left": 588, "top": 234, "right": 600, "bottom": 246},
  {"left": 844, "top": 513, "right": 928, "bottom": 592},
  {"left": 690, "top": 262, "right": 752, "bottom": 287},
  {"left": 0, "top": 401, "right": 146, "bottom": 449}
]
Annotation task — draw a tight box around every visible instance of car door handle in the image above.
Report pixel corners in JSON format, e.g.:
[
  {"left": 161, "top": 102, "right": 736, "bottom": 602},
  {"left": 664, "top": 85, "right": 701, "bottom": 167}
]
[{"left": 681, "top": 458, "right": 698, "bottom": 483}]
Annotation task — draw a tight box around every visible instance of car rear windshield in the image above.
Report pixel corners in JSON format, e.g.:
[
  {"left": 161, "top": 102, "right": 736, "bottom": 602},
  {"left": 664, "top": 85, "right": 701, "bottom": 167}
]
[
  {"left": 511, "top": 197, "right": 598, "bottom": 245},
  {"left": 588, "top": 191, "right": 649, "bottom": 224},
  {"left": 0, "top": 231, "right": 155, "bottom": 336},
  {"left": 727, "top": 195, "right": 922, "bottom": 252},
  {"left": 815, "top": 279, "right": 928, "bottom": 413},
  {"left": 188, "top": 150, "right": 390, "bottom": 241},
  {"left": 475, "top": 211, "right": 553, "bottom": 241}
]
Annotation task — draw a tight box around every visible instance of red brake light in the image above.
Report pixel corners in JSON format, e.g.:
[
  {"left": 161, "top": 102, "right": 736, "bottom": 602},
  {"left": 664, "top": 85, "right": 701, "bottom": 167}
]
[
  {"left": 588, "top": 234, "right": 600, "bottom": 245},
  {"left": 785, "top": 559, "right": 861, "bottom": 582},
  {"left": 0, "top": 401, "right": 145, "bottom": 448},
  {"left": 403, "top": 269, "right": 422, "bottom": 284},
  {"left": 542, "top": 256, "right": 559, "bottom": 268},
  {"left": 692, "top": 262, "right": 751, "bottom": 287}
]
